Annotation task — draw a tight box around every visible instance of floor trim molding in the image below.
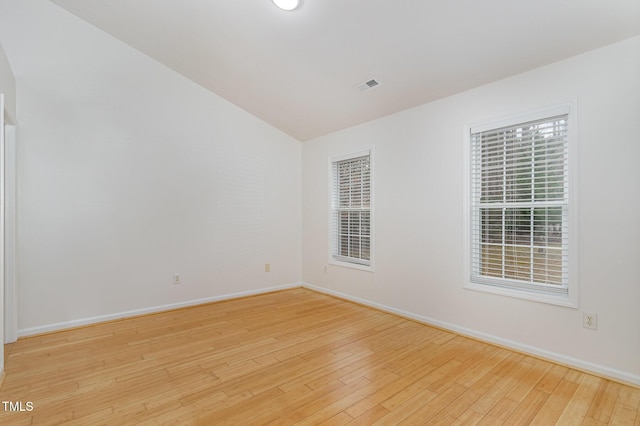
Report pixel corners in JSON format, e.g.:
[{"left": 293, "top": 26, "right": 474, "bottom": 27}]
[
  {"left": 17, "top": 283, "right": 302, "bottom": 338},
  {"left": 14, "top": 282, "right": 639, "bottom": 388},
  {"left": 302, "top": 283, "right": 640, "bottom": 388}
]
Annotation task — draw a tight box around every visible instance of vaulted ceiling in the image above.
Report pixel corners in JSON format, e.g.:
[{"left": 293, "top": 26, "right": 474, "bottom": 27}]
[{"left": 50, "top": 0, "right": 640, "bottom": 141}]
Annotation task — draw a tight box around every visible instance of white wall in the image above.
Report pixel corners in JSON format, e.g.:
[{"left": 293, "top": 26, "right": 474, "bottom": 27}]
[
  {"left": 302, "top": 36, "right": 640, "bottom": 385},
  {"left": 0, "top": 0, "right": 301, "bottom": 334}
]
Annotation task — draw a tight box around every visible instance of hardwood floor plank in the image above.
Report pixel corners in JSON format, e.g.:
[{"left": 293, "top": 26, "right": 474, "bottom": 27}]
[
  {"left": 609, "top": 385, "right": 640, "bottom": 425},
  {"left": 536, "top": 363, "right": 570, "bottom": 394},
  {"left": 373, "top": 387, "right": 438, "bottom": 425},
  {"left": 475, "top": 397, "right": 519, "bottom": 425},
  {"left": 455, "top": 347, "right": 512, "bottom": 388},
  {"left": 403, "top": 381, "right": 469, "bottom": 423},
  {"left": 530, "top": 378, "right": 579, "bottom": 425},
  {"left": 220, "top": 384, "right": 313, "bottom": 424},
  {"left": 428, "top": 388, "right": 485, "bottom": 424},
  {"left": 556, "top": 373, "right": 602, "bottom": 424},
  {"left": 0, "top": 288, "right": 638, "bottom": 425},
  {"left": 452, "top": 408, "right": 485, "bottom": 425},
  {"left": 504, "top": 357, "right": 552, "bottom": 403},
  {"left": 345, "top": 404, "right": 390, "bottom": 424},
  {"left": 586, "top": 380, "right": 623, "bottom": 424},
  {"left": 266, "top": 376, "right": 373, "bottom": 424},
  {"left": 504, "top": 388, "right": 549, "bottom": 425}
]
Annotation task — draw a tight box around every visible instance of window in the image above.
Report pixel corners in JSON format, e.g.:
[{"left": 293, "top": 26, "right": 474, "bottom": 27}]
[
  {"left": 330, "top": 150, "right": 372, "bottom": 269},
  {"left": 466, "top": 106, "right": 575, "bottom": 304}
]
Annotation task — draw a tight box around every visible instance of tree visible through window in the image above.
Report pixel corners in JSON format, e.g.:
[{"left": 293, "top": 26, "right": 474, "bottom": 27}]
[
  {"left": 471, "top": 113, "right": 569, "bottom": 295},
  {"left": 331, "top": 152, "right": 371, "bottom": 267}
]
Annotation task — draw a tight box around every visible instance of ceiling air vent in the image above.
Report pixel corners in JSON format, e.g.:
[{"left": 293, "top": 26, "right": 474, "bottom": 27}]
[{"left": 355, "top": 78, "right": 381, "bottom": 93}]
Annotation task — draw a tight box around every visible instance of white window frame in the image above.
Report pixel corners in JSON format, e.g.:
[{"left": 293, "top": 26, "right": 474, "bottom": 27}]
[
  {"left": 463, "top": 104, "right": 578, "bottom": 307},
  {"left": 329, "top": 149, "right": 374, "bottom": 272}
]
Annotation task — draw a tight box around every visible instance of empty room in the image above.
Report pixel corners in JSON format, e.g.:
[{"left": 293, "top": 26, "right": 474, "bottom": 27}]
[{"left": 0, "top": 0, "right": 639, "bottom": 424}]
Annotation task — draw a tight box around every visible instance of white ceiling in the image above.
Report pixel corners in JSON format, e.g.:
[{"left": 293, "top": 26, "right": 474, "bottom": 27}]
[{"left": 49, "top": 0, "right": 640, "bottom": 141}]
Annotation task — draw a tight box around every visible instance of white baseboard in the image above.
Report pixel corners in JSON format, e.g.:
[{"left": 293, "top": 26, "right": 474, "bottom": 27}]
[
  {"left": 17, "top": 282, "right": 302, "bottom": 337},
  {"left": 16, "top": 282, "right": 639, "bottom": 387},
  {"left": 302, "top": 283, "right": 640, "bottom": 387}
]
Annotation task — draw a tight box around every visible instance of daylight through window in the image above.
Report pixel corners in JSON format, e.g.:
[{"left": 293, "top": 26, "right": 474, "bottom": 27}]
[
  {"left": 470, "top": 113, "right": 569, "bottom": 295},
  {"left": 331, "top": 152, "right": 372, "bottom": 267}
]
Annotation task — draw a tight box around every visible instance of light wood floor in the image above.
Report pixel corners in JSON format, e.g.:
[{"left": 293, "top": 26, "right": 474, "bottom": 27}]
[{"left": 0, "top": 288, "right": 638, "bottom": 425}]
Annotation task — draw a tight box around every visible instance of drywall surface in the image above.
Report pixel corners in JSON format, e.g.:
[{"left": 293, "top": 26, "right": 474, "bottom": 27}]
[
  {"left": 303, "top": 36, "right": 640, "bottom": 383},
  {"left": 0, "top": 0, "right": 301, "bottom": 332}
]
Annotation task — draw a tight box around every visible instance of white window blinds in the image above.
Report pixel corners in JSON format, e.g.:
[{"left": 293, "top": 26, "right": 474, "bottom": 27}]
[
  {"left": 470, "top": 114, "right": 569, "bottom": 295},
  {"left": 331, "top": 152, "right": 371, "bottom": 266}
]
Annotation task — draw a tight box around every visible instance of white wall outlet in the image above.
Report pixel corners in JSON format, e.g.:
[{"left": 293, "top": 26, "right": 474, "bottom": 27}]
[
  {"left": 583, "top": 313, "right": 597, "bottom": 330},
  {"left": 173, "top": 273, "right": 181, "bottom": 285},
  {"left": 265, "top": 263, "right": 270, "bottom": 272},
  {"left": 324, "top": 265, "right": 328, "bottom": 273}
]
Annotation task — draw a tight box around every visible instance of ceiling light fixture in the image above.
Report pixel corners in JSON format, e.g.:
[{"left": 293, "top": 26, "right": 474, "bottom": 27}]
[{"left": 272, "top": 0, "right": 300, "bottom": 11}]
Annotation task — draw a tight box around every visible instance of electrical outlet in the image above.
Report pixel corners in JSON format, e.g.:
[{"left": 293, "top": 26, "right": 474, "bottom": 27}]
[
  {"left": 583, "top": 313, "right": 597, "bottom": 330},
  {"left": 265, "top": 264, "right": 270, "bottom": 273},
  {"left": 173, "top": 273, "right": 181, "bottom": 285}
]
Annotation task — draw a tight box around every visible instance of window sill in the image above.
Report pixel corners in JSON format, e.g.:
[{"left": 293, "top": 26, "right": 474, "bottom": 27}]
[
  {"left": 464, "top": 281, "right": 577, "bottom": 308},
  {"left": 328, "top": 259, "right": 374, "bottom": 272}
]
